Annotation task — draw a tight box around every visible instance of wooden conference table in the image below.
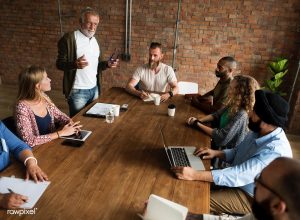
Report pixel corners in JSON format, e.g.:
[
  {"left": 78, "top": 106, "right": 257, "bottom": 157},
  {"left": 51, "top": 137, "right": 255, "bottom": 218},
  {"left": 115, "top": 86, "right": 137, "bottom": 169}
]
[{"left": 0, "top": 88, "right": 211, "bottom": 220}]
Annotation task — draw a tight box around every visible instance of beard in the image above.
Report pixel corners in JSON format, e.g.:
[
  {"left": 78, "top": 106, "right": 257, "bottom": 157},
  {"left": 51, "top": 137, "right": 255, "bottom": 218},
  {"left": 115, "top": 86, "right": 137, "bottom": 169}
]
[
  {"left": 149, "top": 59, "right": 160, "bottom": 70},
  {"left": 252, "top": 198, "right": 274, "bottom": 220},
  {"left": 80, "top": 28, "right": 95, "bottom": 38},
  {"left": 215, "top": 70, "right": 227, "bottom": 78},
  {"left": 248, "top": 118, "right": 261, "bottom": 133}
]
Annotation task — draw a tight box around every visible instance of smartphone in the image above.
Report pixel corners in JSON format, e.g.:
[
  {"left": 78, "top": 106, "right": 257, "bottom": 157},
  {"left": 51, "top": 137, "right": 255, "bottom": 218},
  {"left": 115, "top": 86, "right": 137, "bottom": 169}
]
[
  {"left": 120, "top": 104, "right": 128, "bottom": 111},
  {"left": 109, "top": 48, "right": 120, "bottom": 62}
]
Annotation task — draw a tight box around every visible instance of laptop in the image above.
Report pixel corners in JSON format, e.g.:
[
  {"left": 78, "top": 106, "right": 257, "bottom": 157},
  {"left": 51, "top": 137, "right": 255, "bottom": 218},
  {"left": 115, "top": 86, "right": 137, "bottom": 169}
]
[
  {"left": 160, "top": 129, "right": 205, "bottom": 171},
  {"left": 139, "top": 194, "right": 188, "bottom": 220}
]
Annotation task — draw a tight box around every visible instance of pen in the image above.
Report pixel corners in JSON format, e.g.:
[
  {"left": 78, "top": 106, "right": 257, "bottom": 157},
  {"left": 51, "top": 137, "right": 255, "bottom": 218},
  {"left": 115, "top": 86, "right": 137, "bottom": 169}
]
[{"left": 7, "top": 188, "right": 14, "bottom": 194}]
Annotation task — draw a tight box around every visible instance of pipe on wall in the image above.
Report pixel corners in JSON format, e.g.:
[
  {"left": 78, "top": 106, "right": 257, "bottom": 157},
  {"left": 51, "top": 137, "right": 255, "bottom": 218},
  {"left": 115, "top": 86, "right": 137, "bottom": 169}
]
[
  {"left": 123, "top": 0, "right": 131, "bottom": 61},
  {"left": 57, "top": 0, "right": 63, "bottom": 36},
  {"left": 172, "top": 0, "right": 182, "bottom": 71}
]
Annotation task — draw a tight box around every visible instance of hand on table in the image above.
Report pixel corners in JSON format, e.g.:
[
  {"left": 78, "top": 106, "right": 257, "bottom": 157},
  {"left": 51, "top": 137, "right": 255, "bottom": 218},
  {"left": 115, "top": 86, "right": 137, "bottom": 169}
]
[
  {"left": 25, "top": 159, "right": 48, "bottom": 183},
  {"left": 60, "top": 121, "right": 82, "bottom": 136},
  {"left": 0, "top": 193, "right": 28, "bottom": 209},
  {"left": 140, "top": 91, "right": 150, "bottom": 100},
  {"left": 160, "top": 93, "right": 171, "bottom": 102},
  {"left": 171, "top": 166, "right": 198, "bottom": 181},
  {"left": 194, "top": 147, "right": 217, "bottom": 160}
]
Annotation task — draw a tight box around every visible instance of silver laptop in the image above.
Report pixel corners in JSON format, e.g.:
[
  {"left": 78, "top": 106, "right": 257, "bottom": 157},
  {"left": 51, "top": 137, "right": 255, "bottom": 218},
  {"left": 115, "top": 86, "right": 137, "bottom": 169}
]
[{"left": 160, "top": 129, "right": 205, "bottom": 171}]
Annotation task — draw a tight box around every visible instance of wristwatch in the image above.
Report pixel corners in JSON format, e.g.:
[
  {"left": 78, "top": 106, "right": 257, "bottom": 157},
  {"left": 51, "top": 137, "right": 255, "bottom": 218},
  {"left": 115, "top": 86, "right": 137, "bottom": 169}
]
[{"left": 168, "top": 91, "right": 173, "bottom": 97}]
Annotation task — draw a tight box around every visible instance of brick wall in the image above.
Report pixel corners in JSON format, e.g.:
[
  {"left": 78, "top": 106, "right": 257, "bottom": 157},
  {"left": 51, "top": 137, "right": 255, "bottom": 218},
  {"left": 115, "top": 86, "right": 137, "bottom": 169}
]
[{"left": 0, "top": 0, "right": 299, "bottom": 133}]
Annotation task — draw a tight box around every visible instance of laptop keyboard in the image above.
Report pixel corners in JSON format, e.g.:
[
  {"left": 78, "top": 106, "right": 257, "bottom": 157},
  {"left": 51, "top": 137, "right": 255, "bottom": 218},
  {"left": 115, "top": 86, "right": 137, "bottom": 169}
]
[{"left": 171, "top": 148, "right": 191, "bottom": 167}]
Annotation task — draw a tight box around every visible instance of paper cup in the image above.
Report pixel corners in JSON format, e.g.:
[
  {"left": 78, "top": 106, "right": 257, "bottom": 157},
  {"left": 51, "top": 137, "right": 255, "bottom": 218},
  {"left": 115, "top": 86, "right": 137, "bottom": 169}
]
[
  {"left": 168, "top": 104, "right": 176, "bottom": 117},
  {"left": 154, "top": 96, "right": 161, "bottom": 106}
]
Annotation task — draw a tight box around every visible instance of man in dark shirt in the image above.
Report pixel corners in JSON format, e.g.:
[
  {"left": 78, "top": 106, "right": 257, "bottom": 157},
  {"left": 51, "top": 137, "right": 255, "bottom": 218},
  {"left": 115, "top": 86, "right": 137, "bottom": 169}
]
[{"left": 188, "top": 56, "right": 237, "bottom": 114}]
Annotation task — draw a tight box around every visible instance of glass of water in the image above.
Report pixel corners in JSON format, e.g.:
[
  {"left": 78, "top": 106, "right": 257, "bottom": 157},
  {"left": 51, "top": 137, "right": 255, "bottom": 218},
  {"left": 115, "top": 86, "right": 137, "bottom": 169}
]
[{"left": 105, "top": 108, "right": 114, "bottom": 123}]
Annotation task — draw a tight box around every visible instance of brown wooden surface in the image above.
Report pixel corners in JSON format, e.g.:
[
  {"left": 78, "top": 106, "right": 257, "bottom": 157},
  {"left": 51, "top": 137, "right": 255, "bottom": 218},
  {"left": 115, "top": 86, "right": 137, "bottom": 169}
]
[{"left": 0, "top": 87, "right": 211, "bottom": 220}]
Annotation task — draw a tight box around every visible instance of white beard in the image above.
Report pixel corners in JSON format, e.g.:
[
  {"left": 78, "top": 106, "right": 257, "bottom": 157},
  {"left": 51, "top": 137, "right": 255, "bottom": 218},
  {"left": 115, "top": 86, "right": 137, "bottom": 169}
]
[{"left": 80, "top": 28, "right": 95, "bottom": 38}]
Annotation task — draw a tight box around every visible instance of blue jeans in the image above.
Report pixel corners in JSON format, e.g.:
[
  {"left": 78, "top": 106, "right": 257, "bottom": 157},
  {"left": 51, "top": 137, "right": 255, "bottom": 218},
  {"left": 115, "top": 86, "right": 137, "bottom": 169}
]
[{"left": 68, "top": 86, "right": 99, "bottom": 117}]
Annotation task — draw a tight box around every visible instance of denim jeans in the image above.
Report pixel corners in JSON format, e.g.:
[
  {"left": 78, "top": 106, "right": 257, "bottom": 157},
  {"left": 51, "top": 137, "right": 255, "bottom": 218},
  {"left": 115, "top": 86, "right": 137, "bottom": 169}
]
[{"left": 68, "top": 86, "right": 99, "bottom": 117}]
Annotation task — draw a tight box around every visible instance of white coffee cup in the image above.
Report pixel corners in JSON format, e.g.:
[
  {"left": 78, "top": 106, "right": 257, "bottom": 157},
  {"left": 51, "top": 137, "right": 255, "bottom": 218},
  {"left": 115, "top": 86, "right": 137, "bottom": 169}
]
[
  {"left": 113, "top": 105, "right": 120, "bottom": 117},
  {"left": 168, "top": 104, "right": 176, "bottom": 116},
  {"left": 154, "top": 95, "right": 161, "bottom": 106}
]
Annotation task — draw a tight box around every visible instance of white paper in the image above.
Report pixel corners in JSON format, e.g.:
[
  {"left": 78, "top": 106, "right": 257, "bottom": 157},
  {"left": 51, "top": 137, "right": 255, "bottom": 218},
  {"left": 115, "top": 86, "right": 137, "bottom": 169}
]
[
  {"left": 143, "top": 93, "right": 160, "bottom": 102},
  {"left": 0, "top": 177, "right": 50, "bottom": 209},
  {"left": 86, "top": 103, "right": 120, "bottom": 116},
  {"left": 144, "top": 194, "right": 188, "bottom": 220}
]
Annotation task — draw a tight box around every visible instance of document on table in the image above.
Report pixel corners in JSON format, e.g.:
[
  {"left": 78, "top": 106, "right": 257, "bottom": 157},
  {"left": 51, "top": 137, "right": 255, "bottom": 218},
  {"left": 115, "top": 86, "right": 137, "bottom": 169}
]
[
  {"left": 0, "top": 177, "right": 50, "bottom": 209},
  {"left": 143, "top": 93, "right": 160, "bottom": 102},
  {"left": 85, "top": 103, "right": 120, "bottom": 117}
]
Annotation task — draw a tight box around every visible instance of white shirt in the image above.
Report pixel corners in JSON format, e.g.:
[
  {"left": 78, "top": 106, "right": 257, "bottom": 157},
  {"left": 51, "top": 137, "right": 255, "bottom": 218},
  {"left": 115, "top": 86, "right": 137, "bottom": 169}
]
[
  {"left": 73, "top": 30, "right": 100, "bottom": 89},
  {"left": 132, "top": 63, "right": 177, "bottom": 92}
]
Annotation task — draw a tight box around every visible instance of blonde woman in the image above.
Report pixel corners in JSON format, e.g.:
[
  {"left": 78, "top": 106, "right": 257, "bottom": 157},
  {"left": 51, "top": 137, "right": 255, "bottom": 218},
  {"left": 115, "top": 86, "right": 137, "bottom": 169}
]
[
  {"left": 15, "top": 66, "right": 81, "bottom": 147},
  {"left": 187, "top": 75, "right": 259, "bottom": 149}
]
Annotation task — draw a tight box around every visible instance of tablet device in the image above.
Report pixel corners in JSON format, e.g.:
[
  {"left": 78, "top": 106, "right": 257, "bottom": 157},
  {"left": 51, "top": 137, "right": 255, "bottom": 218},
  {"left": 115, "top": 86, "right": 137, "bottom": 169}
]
[{"left": 60, "top": 130, "right": 92, "bottom": 142}]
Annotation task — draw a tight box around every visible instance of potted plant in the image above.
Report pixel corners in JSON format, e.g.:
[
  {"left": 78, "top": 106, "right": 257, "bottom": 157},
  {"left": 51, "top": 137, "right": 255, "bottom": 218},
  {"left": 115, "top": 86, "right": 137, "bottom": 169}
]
[{"left": 264, "top": 57, "right": 288, "bottom": 96}]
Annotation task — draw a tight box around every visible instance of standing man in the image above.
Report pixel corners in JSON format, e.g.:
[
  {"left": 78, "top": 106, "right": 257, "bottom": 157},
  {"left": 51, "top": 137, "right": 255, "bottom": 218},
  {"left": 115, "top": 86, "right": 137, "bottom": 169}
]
[
  {"left": 126, "top": 42, "right": 178, "bottom": 102},
  {"left": 56, "top": 7, "right": 118, "bottom": 117},
  {"left": 188, "top": 57, "right": 237, "bottom": 114},
  {"left": 173, "top": 90, "right": 293, "bottom": 215}
]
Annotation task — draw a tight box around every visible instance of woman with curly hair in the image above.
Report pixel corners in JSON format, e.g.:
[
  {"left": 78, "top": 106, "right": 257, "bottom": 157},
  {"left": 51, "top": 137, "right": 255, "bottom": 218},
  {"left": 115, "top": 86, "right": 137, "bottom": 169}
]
[
  {"left": 15, "top": 65, "right": 82, "bottom": 147},
  {"left": 187, "top": 75, "right": 259, "bottom": 150}
]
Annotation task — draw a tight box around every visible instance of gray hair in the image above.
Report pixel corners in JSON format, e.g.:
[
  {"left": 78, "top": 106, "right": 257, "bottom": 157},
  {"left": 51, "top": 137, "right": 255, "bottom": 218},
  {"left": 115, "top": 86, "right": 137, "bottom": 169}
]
[{"left": 79, "top": 7, "right": 99, "bottom": 23}]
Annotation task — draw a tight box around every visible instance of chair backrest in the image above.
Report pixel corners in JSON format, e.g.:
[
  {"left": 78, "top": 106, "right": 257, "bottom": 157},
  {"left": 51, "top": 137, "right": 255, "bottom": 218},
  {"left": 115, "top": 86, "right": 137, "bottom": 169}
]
[
  {"left": 2, "top": 116, "right": 17, "bottom": 135},
  {"left": 178, "top": 81, "right": 198, "bottom": 95}
]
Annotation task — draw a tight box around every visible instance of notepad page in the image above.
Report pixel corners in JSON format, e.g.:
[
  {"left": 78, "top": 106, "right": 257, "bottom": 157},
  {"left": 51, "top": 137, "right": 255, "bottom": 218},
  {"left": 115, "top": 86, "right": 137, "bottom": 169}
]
[{"left": 0, "top": 177, "right": 50, "bottom": 209}]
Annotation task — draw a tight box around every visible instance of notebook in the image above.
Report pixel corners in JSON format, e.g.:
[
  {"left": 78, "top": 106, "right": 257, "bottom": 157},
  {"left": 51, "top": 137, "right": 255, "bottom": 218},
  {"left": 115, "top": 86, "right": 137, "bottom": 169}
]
[
  {"left": 160, "top": 129, "right": 205, "bottom": 171},
  {"left": 139, "top": 194, "right": 188, "bottom": 220},
  {"left": 85, "top": 103, "right": 120, "bottom": 117},
  {"left": 0, "top": 177, "right": 50, "bottom": 209}
]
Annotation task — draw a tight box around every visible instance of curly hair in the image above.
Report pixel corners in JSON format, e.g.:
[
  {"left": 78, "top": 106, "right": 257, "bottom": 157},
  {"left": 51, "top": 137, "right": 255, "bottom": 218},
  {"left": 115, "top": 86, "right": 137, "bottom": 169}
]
[{"left": 225, "top": 74, "right": 260, "bottom": 116}]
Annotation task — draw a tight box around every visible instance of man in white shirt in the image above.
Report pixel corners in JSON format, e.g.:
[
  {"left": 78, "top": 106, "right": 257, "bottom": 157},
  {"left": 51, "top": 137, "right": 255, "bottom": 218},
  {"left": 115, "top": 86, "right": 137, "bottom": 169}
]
[
  {"left": 56, "top": 7, "right": 118, "bottom": 117},
  {"left": 126, "top": 42, "right": 178, "bottom": 102}
]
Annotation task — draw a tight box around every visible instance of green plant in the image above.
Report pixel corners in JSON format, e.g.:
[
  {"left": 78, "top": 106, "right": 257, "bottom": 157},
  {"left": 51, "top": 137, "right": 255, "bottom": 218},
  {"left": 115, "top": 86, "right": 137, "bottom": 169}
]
[{"left": 264, "top": 57, "right": 288, "bottom": 96}]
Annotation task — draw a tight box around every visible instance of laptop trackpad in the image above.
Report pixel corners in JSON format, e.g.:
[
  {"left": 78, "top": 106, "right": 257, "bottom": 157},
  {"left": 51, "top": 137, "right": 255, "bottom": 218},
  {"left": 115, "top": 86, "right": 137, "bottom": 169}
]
[{"left": 185, "top": 147, "right": 205, "bottom": 171}]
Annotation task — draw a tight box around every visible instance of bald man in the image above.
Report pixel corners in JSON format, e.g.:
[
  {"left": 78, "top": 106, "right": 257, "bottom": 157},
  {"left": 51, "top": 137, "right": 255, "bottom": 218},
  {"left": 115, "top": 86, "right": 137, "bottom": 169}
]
[{"left": 188, "top": 56, "right": 237, "bottom": 114}]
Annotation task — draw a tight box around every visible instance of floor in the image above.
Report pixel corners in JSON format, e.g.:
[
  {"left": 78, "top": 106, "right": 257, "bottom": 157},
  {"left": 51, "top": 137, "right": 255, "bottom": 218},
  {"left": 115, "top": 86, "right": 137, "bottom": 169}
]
[{"left": 1, "top": 84, "right": 299, "bottom": 159}]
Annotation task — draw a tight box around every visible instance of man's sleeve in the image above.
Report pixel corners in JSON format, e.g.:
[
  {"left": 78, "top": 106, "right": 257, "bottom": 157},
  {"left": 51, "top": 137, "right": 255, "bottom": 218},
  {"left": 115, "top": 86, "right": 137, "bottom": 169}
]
[
  {"left": 0, "top": 122, "right": 31, "bottom": 160},
  {"left": 56, "top": 34, "right": 76, "bottom": 71},
  {"left": 132, "top": 67, "right": 142, "bottom": 81},
  {"left": 211, "top": 150, "right": 280, "bottom": 187},
  {"left": 167, "top": 66, "right": 177, "bottom": 83}
]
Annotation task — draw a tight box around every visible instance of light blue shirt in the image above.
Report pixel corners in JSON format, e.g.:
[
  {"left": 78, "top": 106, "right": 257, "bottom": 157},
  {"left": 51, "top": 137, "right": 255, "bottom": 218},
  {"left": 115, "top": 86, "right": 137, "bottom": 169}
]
[
  {"left": 0, "top": 121, "right": 31, "bottom": 171},
  {"left": 212, "top": 127, "right": 292, "bottom": 196}
]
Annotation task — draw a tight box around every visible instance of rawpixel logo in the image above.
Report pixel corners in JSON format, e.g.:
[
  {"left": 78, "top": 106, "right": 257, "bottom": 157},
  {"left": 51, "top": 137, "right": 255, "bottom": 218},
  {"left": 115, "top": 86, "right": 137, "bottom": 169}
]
[{"left": 7, "top": 208, "right": 37, "bottom": 216}]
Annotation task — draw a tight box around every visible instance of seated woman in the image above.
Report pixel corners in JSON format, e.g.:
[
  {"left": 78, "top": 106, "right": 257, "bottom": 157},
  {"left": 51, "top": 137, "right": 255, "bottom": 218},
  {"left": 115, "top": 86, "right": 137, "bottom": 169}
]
[
  {"left": 15, "top": 65, "right": 81, "bottom": 147},
  {"left": 187, "top": 75, "right": 259, "bottom": 149},
  {"left": 0, "top": 121, "right": 48, "bottom": 209}
]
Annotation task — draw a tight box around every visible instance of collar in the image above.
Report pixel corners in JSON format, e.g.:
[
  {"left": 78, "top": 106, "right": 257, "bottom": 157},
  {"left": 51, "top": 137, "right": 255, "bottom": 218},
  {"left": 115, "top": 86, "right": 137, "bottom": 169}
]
[{"left": 255, "top": 127, "right": 283, "bottom": 145}]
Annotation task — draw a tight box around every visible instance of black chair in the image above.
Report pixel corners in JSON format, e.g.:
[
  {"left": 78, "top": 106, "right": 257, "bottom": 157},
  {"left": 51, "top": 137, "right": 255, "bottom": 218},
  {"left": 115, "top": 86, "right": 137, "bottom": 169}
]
[{"left": 2, "top": 116, "right": 17, "bottom": 135}]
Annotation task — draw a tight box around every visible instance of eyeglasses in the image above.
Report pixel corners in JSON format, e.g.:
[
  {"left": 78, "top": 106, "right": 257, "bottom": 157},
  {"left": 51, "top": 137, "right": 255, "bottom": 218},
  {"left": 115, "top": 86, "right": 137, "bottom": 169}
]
[{"left": 254, "top": 174, "right": 283, "bottom": 200}]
